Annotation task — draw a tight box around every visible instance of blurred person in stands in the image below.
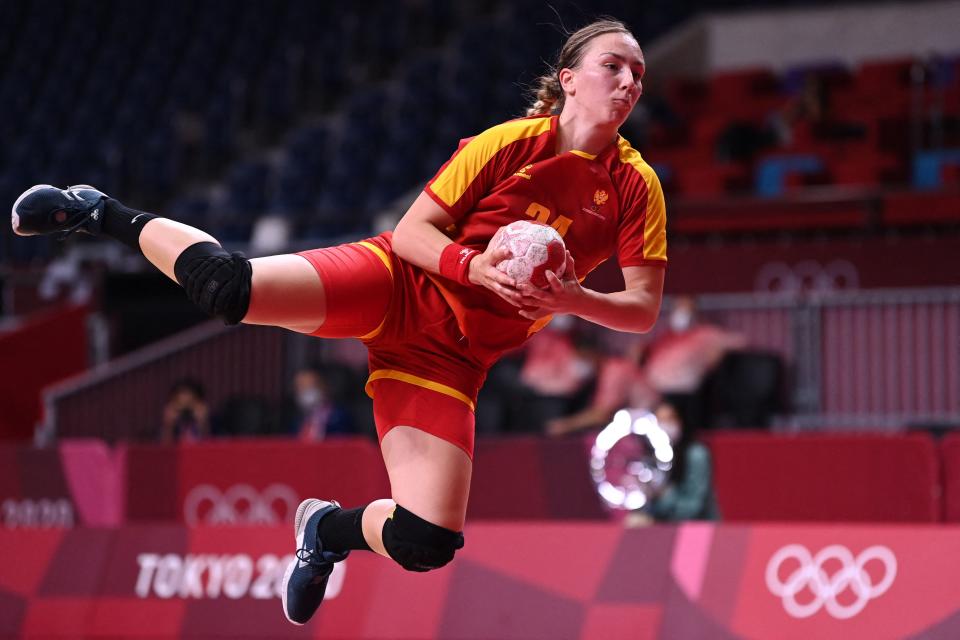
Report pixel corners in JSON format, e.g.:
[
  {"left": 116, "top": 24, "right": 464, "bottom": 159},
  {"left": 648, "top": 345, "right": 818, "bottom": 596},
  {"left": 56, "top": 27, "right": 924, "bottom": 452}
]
[
  {"left": 13, "top": 19, "right": 666, "bottom": 625},
  {"left": 718, "top": 71, "right": 863, "bottom": 163},
  {"left": 625, "top": 400, "right": 720, "bottom": 526},
  {"left": 160, "top": 378, "right": 210, "bottom": 443},
  {"left": 545, "top": 337, "right": 654, "bottom": 436},
  {"left": 285, "top": 365, "right": 354, "bottom": 440},
  {"left": 514, "top": 314, "right": 597, "bottom": 432},
  {"left": 645, "top": 295, "right": 747, "bottom": 429},
  {"left": 547, "top": 295, "right": 745, "bottom": 435}
]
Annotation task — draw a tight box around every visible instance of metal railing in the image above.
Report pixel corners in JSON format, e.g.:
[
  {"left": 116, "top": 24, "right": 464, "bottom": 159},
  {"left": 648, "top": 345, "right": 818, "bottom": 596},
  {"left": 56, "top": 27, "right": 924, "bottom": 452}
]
[
  {"left": 700, "top": 287, "right": 960, "bottom": 430},
  {"left": 41, "top": 321, "right": 288, "bottom": 444},
  {"left": 43, "top": 287, "right": 960, "bottom": 442}
]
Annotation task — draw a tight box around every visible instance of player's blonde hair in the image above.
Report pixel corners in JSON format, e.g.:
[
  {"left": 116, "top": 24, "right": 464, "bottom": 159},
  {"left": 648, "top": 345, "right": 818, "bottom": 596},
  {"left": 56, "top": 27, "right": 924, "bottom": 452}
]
[{"left": 527, "top": 18, "right": 635, "bottom": 116}]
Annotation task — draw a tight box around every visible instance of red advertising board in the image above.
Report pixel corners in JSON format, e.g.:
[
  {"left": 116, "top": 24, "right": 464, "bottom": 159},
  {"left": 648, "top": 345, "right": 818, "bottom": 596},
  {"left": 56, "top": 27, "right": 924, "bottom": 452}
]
[
  {"left": 3, "top": 522, "right": 960, "bottom": 639},
  {"left": 123, "top": 438, "right": 391, "bottom": 526}
]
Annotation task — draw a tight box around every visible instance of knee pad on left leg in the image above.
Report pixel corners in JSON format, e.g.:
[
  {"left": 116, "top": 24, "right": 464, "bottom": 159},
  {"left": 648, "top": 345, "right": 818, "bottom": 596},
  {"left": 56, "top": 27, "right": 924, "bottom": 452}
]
[
  {"left": 173, "top": 241, "right": 252, "bottom": 325},
  {"left": 381, "top": 505, "right": 464, "bottom": 572}
]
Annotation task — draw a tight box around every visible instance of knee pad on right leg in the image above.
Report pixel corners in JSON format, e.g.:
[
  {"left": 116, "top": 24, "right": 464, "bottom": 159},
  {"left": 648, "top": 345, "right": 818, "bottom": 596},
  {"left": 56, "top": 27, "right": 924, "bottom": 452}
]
[
  {"left": 381, "top": 505, "right": 464, "bottom": 572},
  {"left": 173, "top": 241, "right": 252, "bottom": 325}
]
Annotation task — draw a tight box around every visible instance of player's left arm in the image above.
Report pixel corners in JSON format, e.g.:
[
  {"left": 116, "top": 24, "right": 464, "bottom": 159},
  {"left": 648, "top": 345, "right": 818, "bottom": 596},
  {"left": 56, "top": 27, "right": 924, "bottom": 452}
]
[{"left": 518, "top": 255, "right": 664, "bottom": 333}]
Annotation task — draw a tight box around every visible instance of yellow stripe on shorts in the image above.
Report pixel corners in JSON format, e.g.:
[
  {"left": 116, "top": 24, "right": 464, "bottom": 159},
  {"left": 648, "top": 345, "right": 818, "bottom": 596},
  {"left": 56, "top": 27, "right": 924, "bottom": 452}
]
[
  {"left": 354, "top": 241, "right": 394, "bottom": 341},
  {"left": 365, "top": 369, "right": 476, "bottom": 411}
]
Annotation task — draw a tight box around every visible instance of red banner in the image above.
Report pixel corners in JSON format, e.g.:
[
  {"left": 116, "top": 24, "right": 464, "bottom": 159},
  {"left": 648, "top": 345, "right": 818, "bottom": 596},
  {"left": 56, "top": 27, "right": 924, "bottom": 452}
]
[
  {"left": 123, "top": 438, "right": 390, "bottom": 526},
  {"left": 706, "top": 432, "right": 941, "bottom": 522},
  {"left": 2, "top": 433, "right": 955, "bottom": 529},
  {"left": 3, "top": 522, "right": 960, "bottom": 638},
  {"left": 0, "top": 304, "right": 88, "bottom": 440},
  {"left": 0, "top": 440, "right": 121, "bottom": 528}
]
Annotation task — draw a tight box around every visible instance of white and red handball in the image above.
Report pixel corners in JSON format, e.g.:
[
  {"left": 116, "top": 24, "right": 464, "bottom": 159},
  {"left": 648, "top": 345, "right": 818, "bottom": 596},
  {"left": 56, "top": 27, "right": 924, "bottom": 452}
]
[{"left": 493, "top": 220, "right": 566, "bottom": 288}]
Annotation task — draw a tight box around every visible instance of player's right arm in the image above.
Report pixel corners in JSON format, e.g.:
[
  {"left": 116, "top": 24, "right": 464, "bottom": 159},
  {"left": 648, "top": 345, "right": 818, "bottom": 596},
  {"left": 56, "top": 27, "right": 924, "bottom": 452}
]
[
  {"left": 395, "top": 117, "right": 555, "bottom": 306},
  {"left": 392, "top": 192, "right": 521, "bottom": 306}
]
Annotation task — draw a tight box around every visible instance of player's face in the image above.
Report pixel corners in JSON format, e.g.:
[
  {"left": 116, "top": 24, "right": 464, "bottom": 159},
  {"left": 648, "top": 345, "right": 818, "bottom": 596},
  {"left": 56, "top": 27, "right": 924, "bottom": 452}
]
[{"left": 566, "top": 32, "right": 645, "bottom": 127}]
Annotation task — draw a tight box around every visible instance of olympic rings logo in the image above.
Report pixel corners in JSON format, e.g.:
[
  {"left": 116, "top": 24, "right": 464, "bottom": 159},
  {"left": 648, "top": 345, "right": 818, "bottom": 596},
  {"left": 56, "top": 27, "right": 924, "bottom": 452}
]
[
  {"left": 183, "top": 484, "right": 299, "bottom": 527},
  {"left": 755, "top": 260, "right": 860, "bottom": 293},
  {"left": 765, "top": 544, "right": 897, "bottom": 619}
]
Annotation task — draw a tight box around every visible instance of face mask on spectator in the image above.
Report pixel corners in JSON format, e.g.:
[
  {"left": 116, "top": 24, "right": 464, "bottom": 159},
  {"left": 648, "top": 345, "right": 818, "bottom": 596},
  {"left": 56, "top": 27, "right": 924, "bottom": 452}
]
[
  {"left": 659, "top": 418, "right": 681, "bottom": 443},
  {"left": 297, "top": 388, "right": 325, "bottom": 410},
  {"left": 669, "top": 308, "right": 692, "bottom": 332}
]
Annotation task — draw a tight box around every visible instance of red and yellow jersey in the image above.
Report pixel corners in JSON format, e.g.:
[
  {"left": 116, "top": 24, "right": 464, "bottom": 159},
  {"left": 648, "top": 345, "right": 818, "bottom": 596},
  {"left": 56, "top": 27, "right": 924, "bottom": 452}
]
[{"left": 421, "top": 114, "right": 667, "bottom": 367}]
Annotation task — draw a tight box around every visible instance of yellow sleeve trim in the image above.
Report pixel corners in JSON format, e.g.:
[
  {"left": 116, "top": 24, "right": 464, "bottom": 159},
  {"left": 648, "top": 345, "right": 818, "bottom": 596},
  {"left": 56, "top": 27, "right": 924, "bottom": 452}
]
[
  {"left": 354, "top": 241, "right": 393, "bottom": 341},
  {"left": 430, "top": 117, "right": 553, "bottom": 208},
  {"left": 365, "top": 369, "right": 476, "bottom": 411},
  {"left": 617, "top": 138, "right": 667, "bottom": 262}
]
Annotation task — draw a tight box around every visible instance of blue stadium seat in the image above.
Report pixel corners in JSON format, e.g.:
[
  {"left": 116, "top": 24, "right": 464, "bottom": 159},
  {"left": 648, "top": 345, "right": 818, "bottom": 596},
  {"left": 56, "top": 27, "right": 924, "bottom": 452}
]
[{"left": 755, "top": 155, "right": 825, "bottom": 196}]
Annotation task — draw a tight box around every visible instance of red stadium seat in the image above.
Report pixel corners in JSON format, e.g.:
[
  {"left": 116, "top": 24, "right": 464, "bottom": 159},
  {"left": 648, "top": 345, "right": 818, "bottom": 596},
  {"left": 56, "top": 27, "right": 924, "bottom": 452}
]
[
  {"left": 670, "top": 197, "right": 868, "bottom": 234},
  {"left": 708, "top": 67, "right": 780, "bottom": 107},
  {"left": 828, "top": 152, "right": 901, "bottom": 187},
  {"left": 673, "top": 163, "right": 749, "bottom": 197},
  {"left": 855, "top": 57, "right": 915, "bottom": 94}
]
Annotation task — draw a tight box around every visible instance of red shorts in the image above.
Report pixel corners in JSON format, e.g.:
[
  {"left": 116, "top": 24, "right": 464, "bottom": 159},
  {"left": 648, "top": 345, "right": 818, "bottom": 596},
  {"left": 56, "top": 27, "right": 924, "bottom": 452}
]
[{"left": 298, "top": 233, "right": 485, "bottom": 458}]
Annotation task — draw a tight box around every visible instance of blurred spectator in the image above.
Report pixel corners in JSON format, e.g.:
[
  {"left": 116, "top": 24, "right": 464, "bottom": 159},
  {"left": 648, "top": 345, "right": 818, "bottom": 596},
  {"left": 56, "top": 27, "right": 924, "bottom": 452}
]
[
  {"left": 625, "top": 400, "right": 720, "bottom": 526},
  {"left": 716, "top": 71, "right": 862, "bottom": 164},
  {"left": 547, "top": 296, "right": 746, "bottom": 436},
  {"left": 160, "top": 378, "right": 211, "bottom": 443},
  {"left": 284, "top": 365, "right": 354, "bottom": 441},
  {"left": 715, "top": 119, "right": 779, "bottom": 165},
  {"left": 38, "top": 257, "right": 92, "bottom": 305},
  {"left": 545, "top": 339, "right": 654, "bottom": 437},
  {"left": 513, "top": 315, "right": 597, "bottom": 432},
  {"left": 644, "top": 295, "right": 747, "bottom": 429},
  {"left": 768, "top": 72, "right": 829, "bottom": 148}
]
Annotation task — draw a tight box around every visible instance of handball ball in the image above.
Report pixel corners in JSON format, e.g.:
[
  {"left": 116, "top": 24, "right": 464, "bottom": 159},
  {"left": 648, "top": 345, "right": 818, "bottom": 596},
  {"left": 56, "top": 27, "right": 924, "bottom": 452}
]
[{"left": 494, "top": 220, "right": 566, "bottom": 288}]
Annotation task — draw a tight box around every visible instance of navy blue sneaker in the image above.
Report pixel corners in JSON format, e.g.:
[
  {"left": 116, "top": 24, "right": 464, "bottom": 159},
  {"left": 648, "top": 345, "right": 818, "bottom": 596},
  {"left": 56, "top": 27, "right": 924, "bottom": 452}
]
[
  {"left": 281, "top": 498, "right": 349, "bottom": 625},
  {"left": 12, "top": 184, "right": 108, "bottom": 238}
]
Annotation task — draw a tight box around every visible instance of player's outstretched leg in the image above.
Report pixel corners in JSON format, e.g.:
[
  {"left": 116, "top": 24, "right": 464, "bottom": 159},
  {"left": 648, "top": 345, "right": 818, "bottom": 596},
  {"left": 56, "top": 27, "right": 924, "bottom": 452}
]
[{"left": 12, "top": 184, "right": 327, "bottom": 332}]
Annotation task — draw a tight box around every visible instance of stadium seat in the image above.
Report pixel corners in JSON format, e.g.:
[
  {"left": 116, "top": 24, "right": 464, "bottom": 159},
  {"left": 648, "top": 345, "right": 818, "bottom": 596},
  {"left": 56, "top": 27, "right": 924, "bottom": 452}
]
[
  {"left": 755, "top": 154, "right": 825, "bottom": 196},
  {"left": 913, "top": 149, "right": 960, "bottom": 190}
]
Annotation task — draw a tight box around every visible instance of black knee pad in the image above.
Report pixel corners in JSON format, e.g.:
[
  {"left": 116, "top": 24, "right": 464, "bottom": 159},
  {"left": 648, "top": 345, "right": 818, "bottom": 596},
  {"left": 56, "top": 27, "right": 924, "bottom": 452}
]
[
  {"left": 381, "top": 505, "right": 464, "bottom": 572},
  {"left": 173, "top": 242, "right": 252, "bottom": 325}
]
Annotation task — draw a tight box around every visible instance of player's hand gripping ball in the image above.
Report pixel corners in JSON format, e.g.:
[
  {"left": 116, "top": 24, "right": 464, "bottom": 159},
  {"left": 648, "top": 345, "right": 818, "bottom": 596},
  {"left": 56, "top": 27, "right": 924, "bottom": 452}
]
[{"left": 493, "top": 220, "right": 566, "bottom": 288}]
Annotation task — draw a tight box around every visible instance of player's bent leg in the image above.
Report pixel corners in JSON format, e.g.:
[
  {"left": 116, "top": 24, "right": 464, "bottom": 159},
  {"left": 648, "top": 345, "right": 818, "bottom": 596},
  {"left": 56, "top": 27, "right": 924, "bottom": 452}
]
[
  {"left": 371, "top": 426, "right": 472, "bottom": 570},
  {"left": 279, "top": 425, "right": 471, "bottom": 625},
  {"left": 380, "top": 426, "right": 472, "bottom": 531}
]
